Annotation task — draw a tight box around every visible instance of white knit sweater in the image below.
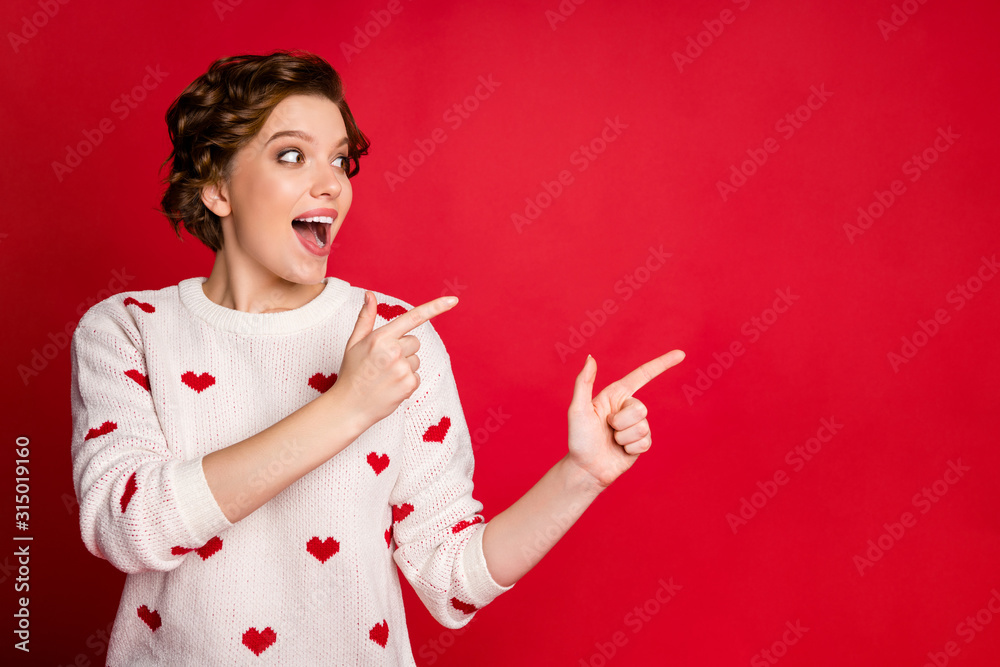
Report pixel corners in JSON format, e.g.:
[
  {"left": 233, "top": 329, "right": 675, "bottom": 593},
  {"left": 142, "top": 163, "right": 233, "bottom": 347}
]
[{"left": 69, "top": 275, "right": 512, "bottom": 665}]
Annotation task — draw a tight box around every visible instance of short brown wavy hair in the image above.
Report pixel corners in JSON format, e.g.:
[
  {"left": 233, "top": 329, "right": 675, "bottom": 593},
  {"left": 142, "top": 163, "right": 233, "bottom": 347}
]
[{"left": 157, "top": 49, "right": 370, "bottom": 252}]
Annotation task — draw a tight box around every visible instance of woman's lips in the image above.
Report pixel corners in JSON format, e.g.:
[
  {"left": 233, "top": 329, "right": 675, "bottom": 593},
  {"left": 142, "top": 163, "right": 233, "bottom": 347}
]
[
  {"left": 291, "top": 208, "right": 337, "bottom": 257},
  {"left": 293, "top": 207, "right": 338, "bottom": 221}
]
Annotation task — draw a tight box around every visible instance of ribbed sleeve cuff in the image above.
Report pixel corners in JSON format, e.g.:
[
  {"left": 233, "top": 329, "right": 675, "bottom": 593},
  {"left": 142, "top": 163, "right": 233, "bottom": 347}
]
[
  {"left": 463, "top": 522, "right": 515, "bottom": 604},
  {"left": 171, "top": 457, "right": 233, "bottom": 543}
]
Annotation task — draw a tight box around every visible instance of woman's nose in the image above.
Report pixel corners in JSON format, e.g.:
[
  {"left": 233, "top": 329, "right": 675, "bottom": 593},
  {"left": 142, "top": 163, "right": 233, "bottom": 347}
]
[{"left": 310, "top": 165, "right": 343, "bottom": 198}]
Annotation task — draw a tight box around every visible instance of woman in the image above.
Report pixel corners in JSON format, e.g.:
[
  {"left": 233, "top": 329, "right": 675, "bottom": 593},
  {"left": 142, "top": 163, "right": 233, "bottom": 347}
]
[{"left": 69, "top": 49, "right": 684, "bottom": 664}]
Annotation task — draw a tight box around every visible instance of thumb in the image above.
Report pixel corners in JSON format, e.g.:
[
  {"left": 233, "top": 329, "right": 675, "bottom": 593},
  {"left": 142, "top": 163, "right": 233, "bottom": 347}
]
[
  {"left": 569, "top": 354, "right": 597, "bottom": 412},
  {"left": 346, "top": 290, "right": 376, "bottom": 349}
]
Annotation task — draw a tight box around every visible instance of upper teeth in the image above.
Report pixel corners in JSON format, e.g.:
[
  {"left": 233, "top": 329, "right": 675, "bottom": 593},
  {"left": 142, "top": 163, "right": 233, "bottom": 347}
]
[{"left": 295, "top": 216, "right": 334, "bottom": 224}]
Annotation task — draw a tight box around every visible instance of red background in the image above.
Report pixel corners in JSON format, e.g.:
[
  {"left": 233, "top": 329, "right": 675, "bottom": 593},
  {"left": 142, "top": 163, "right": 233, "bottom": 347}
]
[{"left": 2, "top": 0, "right": 999, "bottom": 665}]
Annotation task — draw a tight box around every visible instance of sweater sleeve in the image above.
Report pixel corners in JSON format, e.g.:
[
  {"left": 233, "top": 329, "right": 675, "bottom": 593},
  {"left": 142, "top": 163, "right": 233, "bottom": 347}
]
[
  {"left": 69, "top": 306, "right": 233, "bottom": 574},
  {"left": 389, "top": 320, "right": 514, "bottom": 628}
]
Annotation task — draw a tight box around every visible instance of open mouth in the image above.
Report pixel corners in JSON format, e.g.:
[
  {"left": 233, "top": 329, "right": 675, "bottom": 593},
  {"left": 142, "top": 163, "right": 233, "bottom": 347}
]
[{"left": 291, "top": 216, "right": 332, "bottom": 248}]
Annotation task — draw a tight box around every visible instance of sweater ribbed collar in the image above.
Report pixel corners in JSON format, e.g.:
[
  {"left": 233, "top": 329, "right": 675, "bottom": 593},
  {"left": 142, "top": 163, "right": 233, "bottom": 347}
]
[{"left": 178, "top": 276, "right": 351, "bottom": 335}]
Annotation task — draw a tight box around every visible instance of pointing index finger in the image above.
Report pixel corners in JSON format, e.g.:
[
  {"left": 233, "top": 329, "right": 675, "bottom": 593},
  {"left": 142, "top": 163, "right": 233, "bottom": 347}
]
[
  {"left": 615, "top": 349, "right": 686, "bottom": 397},
  {"left": 378, "top": 296, "right": 459, "bottom": 339}
]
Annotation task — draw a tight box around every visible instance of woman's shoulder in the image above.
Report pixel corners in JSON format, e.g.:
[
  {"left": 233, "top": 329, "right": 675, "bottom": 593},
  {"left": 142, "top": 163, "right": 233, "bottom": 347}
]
[
  {"left": 349, "top": 282, "right": 415, "bottom": 310},
  {"left": 73, "top": 279, "right": 186, "bottom": 341},
  {"left": 349, "top": 283, "right": 450, "bottom": 352}
]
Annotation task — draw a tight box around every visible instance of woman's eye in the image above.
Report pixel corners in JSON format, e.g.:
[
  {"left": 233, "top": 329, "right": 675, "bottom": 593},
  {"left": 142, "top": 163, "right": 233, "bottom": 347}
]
[
  {"left": 278, "top": 150, "right": 347, "bottom": 170},
  {"left": 277, "top": 149, "right": 303, "bottom": 164}
]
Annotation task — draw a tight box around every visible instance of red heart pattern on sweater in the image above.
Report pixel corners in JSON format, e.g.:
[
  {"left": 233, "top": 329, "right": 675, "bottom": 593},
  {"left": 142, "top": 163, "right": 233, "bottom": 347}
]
[
  {"left": 385, "top": 526, "right": 393, "bottom": 548},
  {"left": 123, "top": 297, "right": 155, "bottom": 313},
  {"left": 306, "top": 537, "right": 340, "bottom": 563},
  {"left": 170, "top": 536, "right": 222, "bottom": 559},
  {"left": 120, "top": 472, "right": 137, "bottom": 513},
  {"left": 369, "top": 620, "right": 389, "bottom": 648},
  {"left": 181, "top": 371, "right": 216, "bottom": 393},
  {"left": 137, "top": 604, "right": 161, "bottom": 631},
  {"left": 376, "top": 303, "right": 406, "bottom": 321},
  {"left": 451, "top": 516, "right": 484, "bottom": 534},
  {"left": 308, "top": 372, "right": 337, "bottom": 393},
  {"left": 196, "top": 536, "right": 223, "bottom": 559},
  {"left": 423, "top": 416, "right": 451, "bottom": 443},
  {"left": 125, "top": 369, "right": 150, "bottom": 391},
  {"left": 85, "top": 420, "right": 117, "bottom": 441},
  {"left": 367, "top": 452, "right": 390, "bottom": 475},
  {"left": 450, "top": 597, "right": 477, "bottom": 615},
  {"left": 392, "top": 503, "right": 414, "bottom": 523},
  {"left": 242, "top": 627, "right": 276, "bottom": 656}
]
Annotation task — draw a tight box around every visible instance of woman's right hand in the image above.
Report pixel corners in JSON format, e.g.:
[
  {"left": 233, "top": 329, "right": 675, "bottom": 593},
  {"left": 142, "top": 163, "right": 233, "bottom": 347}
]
[{"left": 331, "top": 290, "right": 459, "bottom": 432}]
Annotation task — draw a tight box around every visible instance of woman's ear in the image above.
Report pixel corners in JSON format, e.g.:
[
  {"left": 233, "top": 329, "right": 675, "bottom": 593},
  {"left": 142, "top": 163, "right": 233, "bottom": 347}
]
[{"left": 201, "top": 180, "right": 232, "bottom": 218}]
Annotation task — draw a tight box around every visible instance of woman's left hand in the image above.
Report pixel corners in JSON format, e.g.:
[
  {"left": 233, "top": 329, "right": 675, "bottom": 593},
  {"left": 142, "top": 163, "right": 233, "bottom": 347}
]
[{"left": 566, "top": 350, "right": 685, "bottom": 490}]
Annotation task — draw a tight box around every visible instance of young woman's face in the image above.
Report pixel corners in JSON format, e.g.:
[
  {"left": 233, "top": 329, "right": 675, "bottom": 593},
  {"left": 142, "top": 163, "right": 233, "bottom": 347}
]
[{"left": 203, "top": 93, "right": 353, "bottom": 285}]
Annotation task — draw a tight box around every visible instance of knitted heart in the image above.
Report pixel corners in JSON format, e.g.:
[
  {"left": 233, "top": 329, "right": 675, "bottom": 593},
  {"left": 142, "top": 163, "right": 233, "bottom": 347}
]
[
  {"left": 170, "top": 535, "right": 222, "bottom": 559},
  {"left": 125, "top": 369, "right": 150, "bottom": 390},
  {"left": 137, "top": 604, "right": 161, "bottom": 631},
  {"left": 85, "top": 420, "right": 117, "bottom": 441},
  {"left": 196, "top": 536, "right": 223, "bottom": 559},
  {"left": 308, "top": 372, "right": 337, "bottom": 393},
  {"left": 423, "top": 416, "right": 451, "bottom": 443},
  {"left": 392, "top": 503, "right": 414, "bottom": 523},
  {"left": 451, "top": 516, "right": 483, "bottom": 534},
  {"left": 307, "top": 537, "right": 340, "bottom": 563},
  {"left": 376, "top": 303, "right": 406, "bottom": 321},
  {"left": 450, "top": 597, "right": 477, "bottom": 615},
  {"left": 120, "top": 472, "right": 137, "bottom": 513},
  {"left": 369, "top": 620, "right": 389, "bottom": 648},
  {"left": 123, "top": 297, "right": 155, "bottom": 313},
  {"left": 367, "top": 452, "right": 390, "bottom": 475},
  {"left": 385, "top": 526, "right": 393, "bottom": 548},
  {"left": 242, "top": 627, "right": 276, "bottom": 656},
  {"left": 181, "top": 371, "right": 215, "bottom": 393}
]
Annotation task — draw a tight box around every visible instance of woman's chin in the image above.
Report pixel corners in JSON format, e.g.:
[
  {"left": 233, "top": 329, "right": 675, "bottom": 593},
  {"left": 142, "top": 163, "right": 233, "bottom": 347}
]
[{"left": 283, "top": 265, "right": 328, "bottom": 286}]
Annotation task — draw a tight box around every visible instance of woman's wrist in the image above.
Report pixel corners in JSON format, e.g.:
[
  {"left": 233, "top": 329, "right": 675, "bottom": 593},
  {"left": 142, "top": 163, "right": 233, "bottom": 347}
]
[
  {"left": 320, "top": 383, "right": 372, "bottom": 440},
  {"left": 558, "top": 454, "right": 608, "bottom": 500}
]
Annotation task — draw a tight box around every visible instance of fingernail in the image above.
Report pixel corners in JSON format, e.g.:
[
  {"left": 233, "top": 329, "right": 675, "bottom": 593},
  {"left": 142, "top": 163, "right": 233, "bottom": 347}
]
[{"left": 445, "top": 296, "right": 459, "bottom": 306}]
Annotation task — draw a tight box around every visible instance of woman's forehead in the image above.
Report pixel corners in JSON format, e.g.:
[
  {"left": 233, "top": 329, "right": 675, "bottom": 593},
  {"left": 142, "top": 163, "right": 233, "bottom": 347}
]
[{"left": 267, "top": 94, "right": 344, "bottom": 127}]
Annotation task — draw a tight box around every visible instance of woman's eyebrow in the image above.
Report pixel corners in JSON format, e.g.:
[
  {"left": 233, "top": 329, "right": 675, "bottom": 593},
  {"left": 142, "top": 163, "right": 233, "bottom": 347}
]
[{"left": 264, "top": 130, "right": 349, "bottom": 148}]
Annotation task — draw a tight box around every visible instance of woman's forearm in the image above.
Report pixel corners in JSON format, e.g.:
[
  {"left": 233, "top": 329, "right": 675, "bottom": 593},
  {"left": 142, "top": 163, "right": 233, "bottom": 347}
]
[{"left": 481, "top": 454, "right": 604, "bottom": 588}]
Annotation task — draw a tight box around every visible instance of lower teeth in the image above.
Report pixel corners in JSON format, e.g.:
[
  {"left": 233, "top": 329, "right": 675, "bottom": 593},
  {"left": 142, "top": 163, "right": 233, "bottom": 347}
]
[{"left": 312, "top": 229, "right": 325, "bottom": 248}]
